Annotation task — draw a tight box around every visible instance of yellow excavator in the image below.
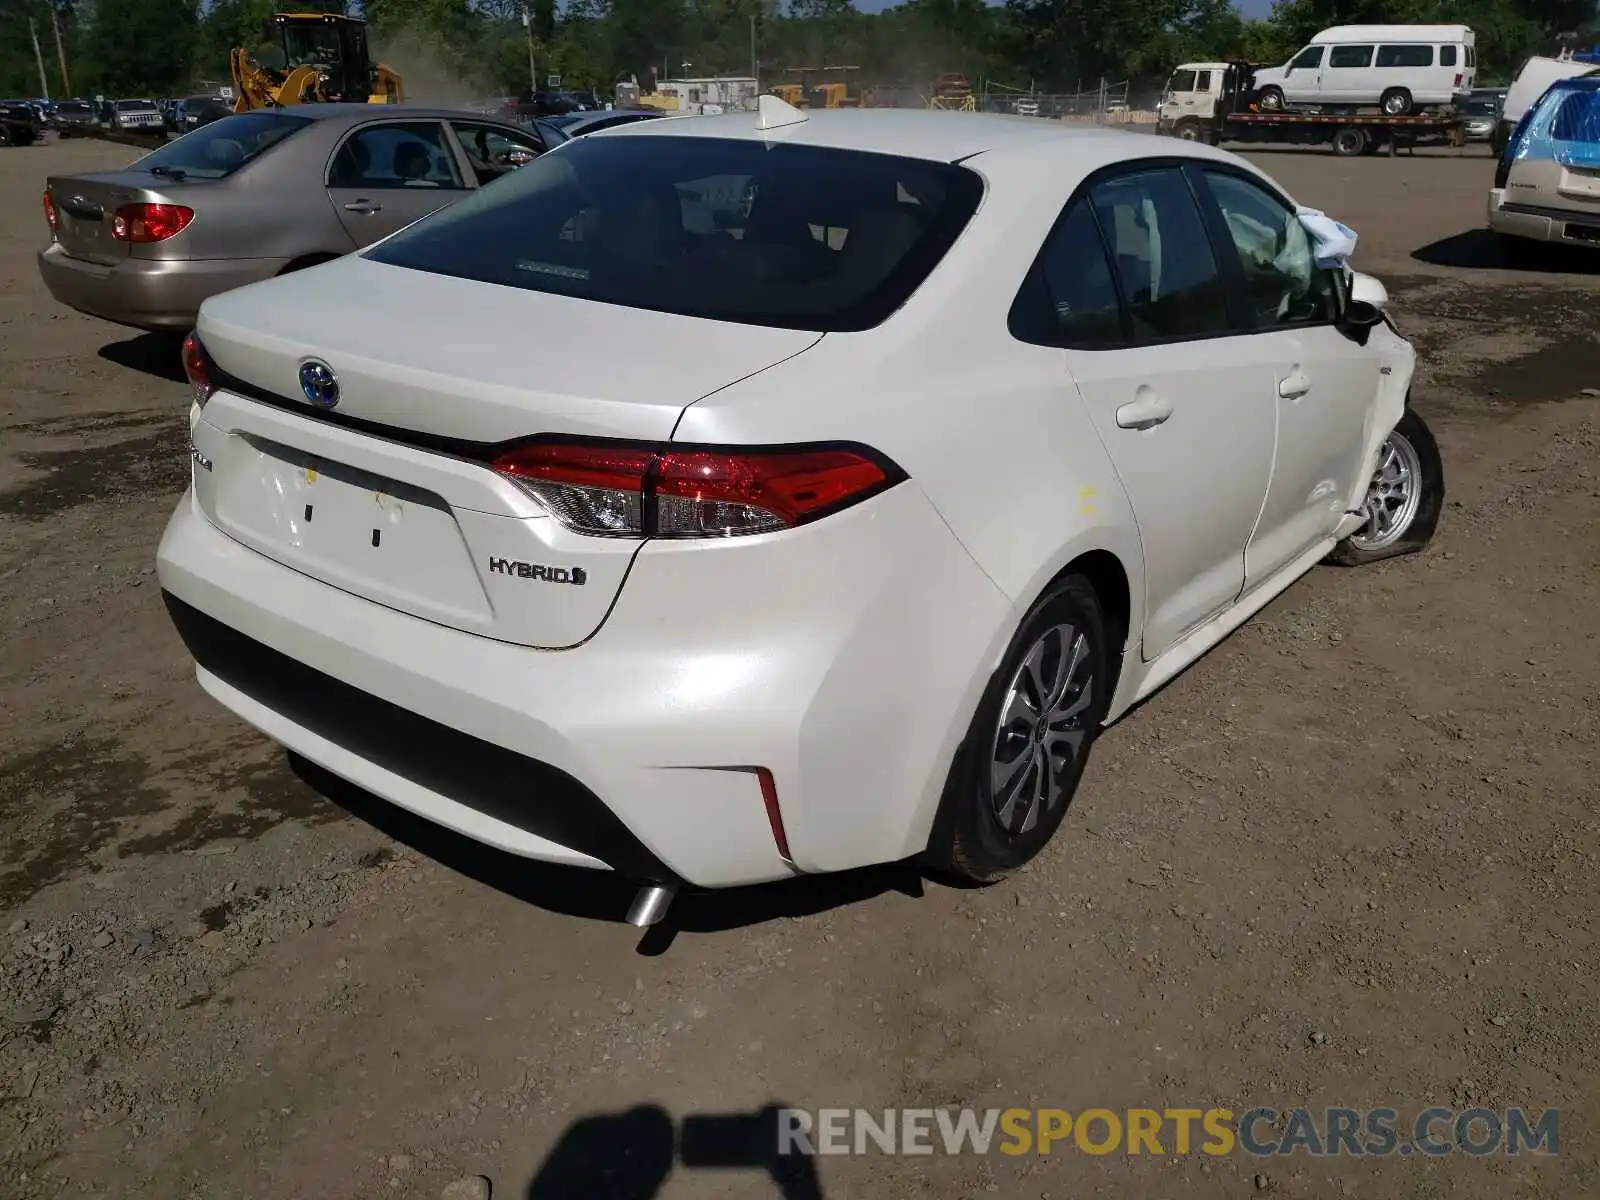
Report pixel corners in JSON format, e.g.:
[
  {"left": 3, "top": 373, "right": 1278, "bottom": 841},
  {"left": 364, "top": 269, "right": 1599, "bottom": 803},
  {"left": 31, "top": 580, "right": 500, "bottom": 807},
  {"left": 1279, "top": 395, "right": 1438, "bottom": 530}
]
[{"left": 230, "top": 12, "right": 403, "bottom": 112}]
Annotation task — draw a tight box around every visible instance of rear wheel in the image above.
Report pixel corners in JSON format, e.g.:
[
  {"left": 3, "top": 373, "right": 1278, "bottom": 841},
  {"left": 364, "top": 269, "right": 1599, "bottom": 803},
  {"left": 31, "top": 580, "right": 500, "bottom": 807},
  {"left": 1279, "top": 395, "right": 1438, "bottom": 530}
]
[
  {"left": 1257, "top": 86, "right": 1285, "bottom": 112},
  {"left": 1331, "top": 126, "right": 1368, "bottom": 157},
  {"left": 938, "top": 575, "right": 1110, "bottom": 883},
  {"left": 1327, "top": 408, "right": 1444, "bottom": 565},
  {"left": 1380, "top": 88, "right": 1413, "bottom": 115}
]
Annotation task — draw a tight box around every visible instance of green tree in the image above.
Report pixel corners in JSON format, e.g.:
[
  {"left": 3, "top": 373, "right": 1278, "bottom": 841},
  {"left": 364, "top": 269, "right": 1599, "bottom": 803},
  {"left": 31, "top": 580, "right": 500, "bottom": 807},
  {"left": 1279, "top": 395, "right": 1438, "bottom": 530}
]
[{"left": 83, "top": 0, "right": 198, "bottom": 94}]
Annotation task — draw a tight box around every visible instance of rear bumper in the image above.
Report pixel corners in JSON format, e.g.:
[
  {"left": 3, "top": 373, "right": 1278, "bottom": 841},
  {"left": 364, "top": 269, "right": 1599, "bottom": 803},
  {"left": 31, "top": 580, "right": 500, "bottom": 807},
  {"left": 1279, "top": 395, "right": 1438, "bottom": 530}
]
[
  {"left": 1488, "top": 189, "right": 1600, "bottom": 246},
  {"left": 157, "top": 471, "right": 1013, "bottom": 889},
  {"left": 37, "top": 243, "right": 285, "bottom": 331}
]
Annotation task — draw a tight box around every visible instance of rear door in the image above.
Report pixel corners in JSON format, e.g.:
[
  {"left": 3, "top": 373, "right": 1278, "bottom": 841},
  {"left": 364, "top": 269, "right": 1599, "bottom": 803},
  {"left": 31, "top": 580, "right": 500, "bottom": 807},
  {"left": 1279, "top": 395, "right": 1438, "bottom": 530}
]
[
  {"left": 325, "top": 120, "right": 470, "bottom": 245},
  {"left": 1044, "top": 166, "right": 1278, "bottom": 658}
]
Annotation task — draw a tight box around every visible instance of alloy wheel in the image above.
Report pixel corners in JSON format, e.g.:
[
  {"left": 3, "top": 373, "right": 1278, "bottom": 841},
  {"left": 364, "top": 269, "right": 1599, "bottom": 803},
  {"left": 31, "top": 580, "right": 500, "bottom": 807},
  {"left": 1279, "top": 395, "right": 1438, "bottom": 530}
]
[
  {"left": 1350, "top": 430, "right": 1423, "bottom": 551},
  {"left": 989, "top": 624, "right": 1095, "bottom": 837}
]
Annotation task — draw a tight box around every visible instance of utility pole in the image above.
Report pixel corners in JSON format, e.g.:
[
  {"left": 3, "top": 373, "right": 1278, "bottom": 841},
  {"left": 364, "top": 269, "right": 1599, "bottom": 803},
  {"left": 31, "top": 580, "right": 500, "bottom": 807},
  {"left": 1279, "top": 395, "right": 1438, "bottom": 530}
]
[
  {"left": 28, "top": 17, "right": 51, "bottom": 100},
  {"left": 50, "top": 5, "right": 71, "bottom": 96},
  {"left": 750, "top": 14, "right": 757, "bottom": 88},
  {"left": 521, "top": 7, "right": 537, "bottom": 95}
]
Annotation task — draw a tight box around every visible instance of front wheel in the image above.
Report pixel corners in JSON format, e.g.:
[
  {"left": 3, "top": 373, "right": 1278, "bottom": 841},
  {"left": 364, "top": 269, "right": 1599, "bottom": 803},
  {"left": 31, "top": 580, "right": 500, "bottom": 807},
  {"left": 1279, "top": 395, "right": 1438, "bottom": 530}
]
[
  {"left": 1257, "top": 87, "right": 1285, "bottom": 112},
  {"left": 936, "top": 575, "right": 1111, "bottom": 883},
  {"left": 1174, "top": 119, "right": 1204, "bottom": 142},
  {"left": 1327, "top": 408, "right": 1444, "bottom": 565}
]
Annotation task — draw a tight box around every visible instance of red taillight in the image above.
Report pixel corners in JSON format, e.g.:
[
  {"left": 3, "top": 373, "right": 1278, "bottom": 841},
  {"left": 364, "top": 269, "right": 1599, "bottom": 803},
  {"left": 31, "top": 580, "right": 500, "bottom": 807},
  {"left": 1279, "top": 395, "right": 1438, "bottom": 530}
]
[
  {"left": 111, "top": 203, "right": 194, "bottom": 243},
  {"left": 654, "top": 448, "right": 891, "bottom": 536},
  {"left": 491, "top": 441, "right": 900, "bottom": 539},
  {"left": 182, "top": 331, "right": 216, "bottom": 406},
  {"left": 42, "top": 190, "right": 57, "bottom": 232},
  {"left": 1454, "top": 73, "right": 1463, "bottom": 87}
]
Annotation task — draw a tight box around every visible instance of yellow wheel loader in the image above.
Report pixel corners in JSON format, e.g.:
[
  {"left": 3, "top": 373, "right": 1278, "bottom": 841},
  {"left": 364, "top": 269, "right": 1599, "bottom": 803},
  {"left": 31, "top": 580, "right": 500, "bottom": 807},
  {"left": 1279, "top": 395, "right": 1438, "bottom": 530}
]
[{"left": 230, "top": 12, "right": 403, "bottom": 112}]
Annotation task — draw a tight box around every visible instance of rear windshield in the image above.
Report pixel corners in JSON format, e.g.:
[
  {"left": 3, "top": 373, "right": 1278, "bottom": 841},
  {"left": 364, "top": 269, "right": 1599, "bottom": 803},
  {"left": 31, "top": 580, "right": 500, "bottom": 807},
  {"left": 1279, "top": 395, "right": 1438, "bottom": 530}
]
[
  {"left": 135, "top": 111, "right": 311, "bottom": 179},
  {"left": 57, "top": 101, "right": 93, "bottom": 114},
  {"left": 363, "top": 134, "right": 985, "bottom": 332}
]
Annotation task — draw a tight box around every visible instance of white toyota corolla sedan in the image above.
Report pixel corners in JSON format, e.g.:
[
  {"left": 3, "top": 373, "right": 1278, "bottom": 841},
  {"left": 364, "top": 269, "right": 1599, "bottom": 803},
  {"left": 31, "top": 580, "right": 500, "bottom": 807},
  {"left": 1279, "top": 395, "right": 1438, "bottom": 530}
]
[{"left": 158, "top": 100, "right": 1443, "bottom": 925}]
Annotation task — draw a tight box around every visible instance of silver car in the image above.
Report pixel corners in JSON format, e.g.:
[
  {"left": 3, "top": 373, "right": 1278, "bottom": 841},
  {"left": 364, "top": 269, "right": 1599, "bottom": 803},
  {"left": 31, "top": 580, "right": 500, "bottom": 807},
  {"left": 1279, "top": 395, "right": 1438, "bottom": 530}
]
[
  {"left": 39, "top": 105, "right": 552, "bottom": 331},
  {"left": 1488, "top": 76, "right": 1600, "bottom": 252}
]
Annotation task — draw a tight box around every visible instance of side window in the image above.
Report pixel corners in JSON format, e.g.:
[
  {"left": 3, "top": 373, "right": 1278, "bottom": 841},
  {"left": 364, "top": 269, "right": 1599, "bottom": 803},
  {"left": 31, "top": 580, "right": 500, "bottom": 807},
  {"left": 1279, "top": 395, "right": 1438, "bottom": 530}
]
[
  {"left": 1290, "top": 46, "right": 1324, "bottom": 69},
  {"left": 1203, "top": 171, "right": 1339, "bottom": 328},
  {"left": 1376, "top": 45, "right": 1433, "bottom": 68},
  {"left": 1466, "top": 45, "right": 1476, "bottom": 68},
  {"left": 1328, "top": 45, "right": 1375, "bottom": 69},
  {"left": 327, "top": 122, "right": 464, "bottom": 190},
  {"left": 450, "top": 121, "right": 545, "bottom": 187},
  {"left": 1440, "top": 45, "right": 1458, "bottom": 68},
  {"left": 1012, "top": 199, "right": 1124, "bottom": 347},
  {"left": 1089, "top": 168, "right": 1228, "bottom": 341},
  {"left": 1196, "top": 70, "right": 1213, "bottom": 91}
]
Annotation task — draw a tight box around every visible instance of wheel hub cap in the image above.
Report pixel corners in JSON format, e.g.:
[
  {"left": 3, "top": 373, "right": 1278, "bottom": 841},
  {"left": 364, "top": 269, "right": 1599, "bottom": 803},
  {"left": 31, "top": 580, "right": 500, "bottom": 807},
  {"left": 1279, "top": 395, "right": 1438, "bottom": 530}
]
[{"left": 989, "top": 624, "right": 1094, "bottom": 837}]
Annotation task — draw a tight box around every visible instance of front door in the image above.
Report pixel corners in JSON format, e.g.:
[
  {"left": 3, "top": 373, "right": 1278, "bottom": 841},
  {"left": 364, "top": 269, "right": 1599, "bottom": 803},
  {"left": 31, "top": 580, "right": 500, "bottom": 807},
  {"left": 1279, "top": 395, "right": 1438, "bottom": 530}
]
[
  {"left": 325, "top": 120, "right": 470, "bottom": 245},
  {"left": 1045, "top": 167, "right": 1278, "bottom": 658},
  {"left": 1196, "top": 167, "right": 1383, "bottom": 587},
  {"left": 1282, "top": 45, "right": 1325, "bottom": 104}
]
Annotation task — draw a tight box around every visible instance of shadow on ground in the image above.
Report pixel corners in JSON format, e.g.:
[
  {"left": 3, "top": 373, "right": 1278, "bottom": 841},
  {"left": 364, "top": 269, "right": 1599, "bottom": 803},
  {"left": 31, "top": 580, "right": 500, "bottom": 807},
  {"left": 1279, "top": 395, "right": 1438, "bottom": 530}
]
[
  {"left": 1412, "top": 229, "right": 1600, "bottom": 274},
  {"left": 291, "top": 756, "right": 929, "bottom": 954},
  {"left": 525, "top": 1103, "right": 824, "bottom": 1199},
  {"left": 98, "top": 331, "right": 186, "bottom": 382}
]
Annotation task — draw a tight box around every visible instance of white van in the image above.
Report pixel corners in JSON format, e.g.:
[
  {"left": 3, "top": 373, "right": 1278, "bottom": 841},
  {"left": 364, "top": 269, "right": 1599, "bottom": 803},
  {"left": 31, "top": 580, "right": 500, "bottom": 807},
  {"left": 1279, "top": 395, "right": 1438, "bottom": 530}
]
[{"left": 1252, "top": 25, "right": 1476, "bottom": 114}]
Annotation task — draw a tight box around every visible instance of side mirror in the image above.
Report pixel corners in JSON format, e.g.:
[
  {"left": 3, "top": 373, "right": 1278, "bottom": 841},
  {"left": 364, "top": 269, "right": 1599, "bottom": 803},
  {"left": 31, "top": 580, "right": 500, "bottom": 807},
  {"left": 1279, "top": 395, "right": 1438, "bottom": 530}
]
[
  {"left": 1349, "top": 271, "right": 1389, "bottom": 308},
  {"left": 1339, "top": 298, "right": 1386, "bottom": 345}
]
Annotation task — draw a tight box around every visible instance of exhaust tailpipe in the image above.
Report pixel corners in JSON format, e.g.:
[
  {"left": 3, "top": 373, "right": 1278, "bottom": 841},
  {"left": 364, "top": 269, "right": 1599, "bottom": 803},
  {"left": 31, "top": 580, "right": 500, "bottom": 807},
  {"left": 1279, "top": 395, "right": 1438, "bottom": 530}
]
[{"left": 626, "top": 884, "right": 676, "bottom": 928}]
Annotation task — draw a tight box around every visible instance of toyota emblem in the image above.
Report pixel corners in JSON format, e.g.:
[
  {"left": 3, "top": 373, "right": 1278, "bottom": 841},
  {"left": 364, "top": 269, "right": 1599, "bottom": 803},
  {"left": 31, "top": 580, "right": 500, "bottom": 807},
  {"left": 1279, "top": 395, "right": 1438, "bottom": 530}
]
[{"left": 298, "top": 359, "right": 340, "bottom": 409}]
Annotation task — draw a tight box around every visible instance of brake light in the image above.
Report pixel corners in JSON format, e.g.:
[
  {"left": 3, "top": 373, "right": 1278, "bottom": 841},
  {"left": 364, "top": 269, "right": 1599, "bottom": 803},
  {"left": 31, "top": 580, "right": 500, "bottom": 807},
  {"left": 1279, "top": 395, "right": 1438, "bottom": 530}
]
[
  {"left": 491, "top": 440, "right": 902, "bottom": 538},
  {"left": 182, "top": 331, "right": 216, "bottom": 406},
  {"left": 111, "top": 203, "right": 193, "bottom": 243},
  {"left": 42, "top": 190, "right": 57, "bottom": 232},
  {"left": 1455, "top": 73, "right": 1463, "bottom": 87}
]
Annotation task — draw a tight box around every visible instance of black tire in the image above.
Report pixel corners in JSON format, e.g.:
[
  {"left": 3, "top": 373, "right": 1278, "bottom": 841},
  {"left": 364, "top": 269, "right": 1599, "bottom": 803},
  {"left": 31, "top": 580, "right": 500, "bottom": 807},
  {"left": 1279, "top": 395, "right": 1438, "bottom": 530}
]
[
  {"left": 1174, "top": 119, "right": 1204, "bottom": 142},
  {"left": 1331, "top": 126, "right": 1367, "bottom": 157},
  {"left": 0, "top": 127, "right": 11, "bottom": 148},
  {"left": 1257, "top": 86, "right": 1285, "bottom": 112},
  {"left": 1380, "top": 88, "right": 1413, "bottom": 116},
  {"left": 935, "top": 574, "right": 1111, "bottom": 883},
  {"left": 1327, "top": 407, "right": 1444, "bottom": 566}
]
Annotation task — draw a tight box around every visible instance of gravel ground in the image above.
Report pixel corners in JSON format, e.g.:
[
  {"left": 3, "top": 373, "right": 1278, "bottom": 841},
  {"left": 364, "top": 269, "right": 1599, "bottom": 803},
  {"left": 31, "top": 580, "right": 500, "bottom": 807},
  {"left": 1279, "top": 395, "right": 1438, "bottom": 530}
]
[{"left": 1, "top": 137, "right": 1597, "bottom": 1200}]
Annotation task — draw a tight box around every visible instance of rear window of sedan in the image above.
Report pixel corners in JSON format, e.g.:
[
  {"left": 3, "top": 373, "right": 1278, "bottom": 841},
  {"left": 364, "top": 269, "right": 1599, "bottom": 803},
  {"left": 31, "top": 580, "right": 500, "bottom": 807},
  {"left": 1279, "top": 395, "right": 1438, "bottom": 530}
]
[
  {"left": 362, "top": 135, "right": 985, "bottom": 332},
  {"left": 136, "top": 111, "right": 312, "bottom": 179}
]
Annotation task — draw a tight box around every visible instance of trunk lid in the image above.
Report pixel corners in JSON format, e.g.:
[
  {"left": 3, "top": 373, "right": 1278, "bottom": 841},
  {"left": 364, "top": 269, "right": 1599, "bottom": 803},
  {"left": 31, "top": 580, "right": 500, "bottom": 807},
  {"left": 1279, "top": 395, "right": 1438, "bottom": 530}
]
[
  {"left": 45, "top": 170, "right": 194, "bottom": 265},
  {"left": 191, "top": 255, "right": 823, "bottom": 649}
]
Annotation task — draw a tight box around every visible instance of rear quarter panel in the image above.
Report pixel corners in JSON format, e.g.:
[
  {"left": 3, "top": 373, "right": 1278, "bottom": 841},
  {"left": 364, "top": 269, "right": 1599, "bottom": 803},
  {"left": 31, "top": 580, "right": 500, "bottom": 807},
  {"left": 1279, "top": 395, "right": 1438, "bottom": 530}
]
[{"left": 672, "top": 137, "right": 1153, "bottom": 649}]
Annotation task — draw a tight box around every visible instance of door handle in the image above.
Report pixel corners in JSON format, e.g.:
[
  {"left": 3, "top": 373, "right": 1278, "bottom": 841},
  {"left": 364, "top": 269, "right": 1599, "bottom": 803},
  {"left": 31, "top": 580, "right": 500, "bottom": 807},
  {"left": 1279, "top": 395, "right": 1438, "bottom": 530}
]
[
  {"left": 342, "top": 199, "right": 383, "bottom": 215},
  {"left": 1115, "top": 391, "right": 1174, "bottom": 430},
  {"left": 1278, "top": 370, "right": 1312, "bottom": 399}
]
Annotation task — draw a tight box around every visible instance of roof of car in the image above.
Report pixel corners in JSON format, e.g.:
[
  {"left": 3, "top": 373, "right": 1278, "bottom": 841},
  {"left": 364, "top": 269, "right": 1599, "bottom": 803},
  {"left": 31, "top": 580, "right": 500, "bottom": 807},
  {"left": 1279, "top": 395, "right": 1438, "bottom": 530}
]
[
  {"left": 266, "top": 103, "right": 521, "bottom": 123},
  {"left": 600, "top": 106, "right": 1152, "bottom": 163}
]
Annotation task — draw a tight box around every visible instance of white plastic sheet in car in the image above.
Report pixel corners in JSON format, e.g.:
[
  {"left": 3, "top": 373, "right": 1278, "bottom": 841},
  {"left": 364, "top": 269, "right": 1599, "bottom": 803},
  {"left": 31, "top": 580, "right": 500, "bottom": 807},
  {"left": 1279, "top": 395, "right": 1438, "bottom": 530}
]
[{"left": 1293, "top": 207, "right": 1359, "bottom": 269}]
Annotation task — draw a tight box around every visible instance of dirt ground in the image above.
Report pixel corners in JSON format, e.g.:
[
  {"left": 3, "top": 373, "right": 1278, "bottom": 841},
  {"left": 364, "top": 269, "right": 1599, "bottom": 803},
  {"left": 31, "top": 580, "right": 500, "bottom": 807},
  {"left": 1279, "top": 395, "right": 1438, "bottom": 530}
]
[{"left": 1, "top": 135, "right": 1597, "bottom": 1200}]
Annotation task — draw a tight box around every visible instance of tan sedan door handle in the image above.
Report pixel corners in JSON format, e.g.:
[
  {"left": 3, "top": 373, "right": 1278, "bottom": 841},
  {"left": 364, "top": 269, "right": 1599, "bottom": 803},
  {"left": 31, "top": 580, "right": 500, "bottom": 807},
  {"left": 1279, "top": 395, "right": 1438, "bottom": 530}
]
[
  {"left": 1115, "top": 390, "right": 1174, "bottom": 430},
  {"left": 342, "top": 199, "right": 383, "bottom": 215},
  {"left": 1278, "top": 370, "right": 1312, "bottom": 399}
]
